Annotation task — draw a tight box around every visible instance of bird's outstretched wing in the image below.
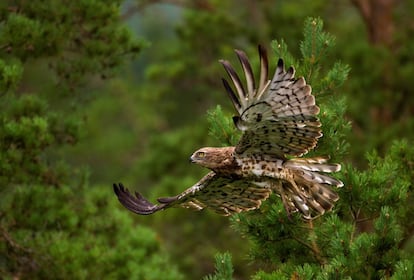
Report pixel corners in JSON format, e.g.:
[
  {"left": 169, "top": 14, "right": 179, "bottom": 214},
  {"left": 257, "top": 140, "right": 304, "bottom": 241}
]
[
  {"left": 113, "top": 172, "right": 272, "bottom": 216},
  {"left": 220, "top": 46, "right": 322, "bottom": 158}
]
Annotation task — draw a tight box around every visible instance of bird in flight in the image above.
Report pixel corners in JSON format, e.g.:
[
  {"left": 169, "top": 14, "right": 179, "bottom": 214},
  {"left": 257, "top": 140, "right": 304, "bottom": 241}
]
[{"left": 113, "top": 45, "right": 343, "bottom": 219}]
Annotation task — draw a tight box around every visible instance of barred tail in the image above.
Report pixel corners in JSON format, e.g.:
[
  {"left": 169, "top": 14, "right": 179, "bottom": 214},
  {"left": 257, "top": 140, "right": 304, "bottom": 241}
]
[{"left": 282, "top": 157, "right": 343, "bottom": 219}]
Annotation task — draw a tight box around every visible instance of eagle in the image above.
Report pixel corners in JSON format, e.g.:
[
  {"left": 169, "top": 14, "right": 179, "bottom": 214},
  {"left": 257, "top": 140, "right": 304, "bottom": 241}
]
[{"left": 113, "top": 45, "right": 343, "bottom": 219}]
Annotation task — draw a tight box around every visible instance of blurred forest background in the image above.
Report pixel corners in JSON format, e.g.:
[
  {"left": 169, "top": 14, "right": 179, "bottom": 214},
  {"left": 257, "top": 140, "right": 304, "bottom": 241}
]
[{"left": 1, "top": 0, "right": 414, "bottom": 279}]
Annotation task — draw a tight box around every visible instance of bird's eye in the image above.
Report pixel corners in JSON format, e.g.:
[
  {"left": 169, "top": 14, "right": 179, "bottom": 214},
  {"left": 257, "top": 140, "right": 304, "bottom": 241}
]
[{"left": 196, "top": 151, "right": 205, "bottom": 158}]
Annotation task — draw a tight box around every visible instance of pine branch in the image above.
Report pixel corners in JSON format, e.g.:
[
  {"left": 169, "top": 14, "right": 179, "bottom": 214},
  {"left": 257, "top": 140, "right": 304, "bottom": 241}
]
[
  {"left": 203, "top": 252, "right": 234, "bottom": 280},
  {"left": 307, "top": 220, "right": 327, "bottom": 265},
  {"left": 207, "top": 105, "right": 240, "bottom": 146}
]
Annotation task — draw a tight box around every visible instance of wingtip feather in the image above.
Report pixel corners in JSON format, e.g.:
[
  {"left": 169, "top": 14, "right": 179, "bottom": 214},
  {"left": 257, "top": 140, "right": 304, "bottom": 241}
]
[
  {"left": 222, "top": 78, "right": 242, "bottom": 114},
  {"left": 257, "top": 45, "right": 269, "bottom": 97},
  {"left": 234, "top": 49, "right": 255, "bottom": 98},
  {"left": 277, "top": 58, "right": 284, "bottom": 69},
  {"left": 220, "top": 59, "right": 247, "bottom": 107},
  {"left": 113, "top": 183, "right": 163, "bottom": 215}
]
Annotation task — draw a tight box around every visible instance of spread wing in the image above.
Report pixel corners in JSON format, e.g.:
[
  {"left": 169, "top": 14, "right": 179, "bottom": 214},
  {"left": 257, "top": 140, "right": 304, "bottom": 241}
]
[
  {"left": 220, "top": 46, "right": 322, "bottom": 158},
  {"left": 113, "top": 172, "right": 272, "bottom": 216}
]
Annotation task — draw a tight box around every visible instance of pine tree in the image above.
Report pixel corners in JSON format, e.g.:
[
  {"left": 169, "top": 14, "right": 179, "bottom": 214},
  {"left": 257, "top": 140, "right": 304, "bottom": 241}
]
[
  {"left": 205, "top": 17, "right": 414, "bottom": 279},
  {"left": 0, "top": 1, "right": 182, "bottom": 278}
]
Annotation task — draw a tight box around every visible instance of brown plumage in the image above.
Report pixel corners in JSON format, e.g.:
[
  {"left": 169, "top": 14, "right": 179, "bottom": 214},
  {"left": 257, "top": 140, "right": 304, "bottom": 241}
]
[{"left": 114, "top": 45, "right": 343, "bottom": 219}]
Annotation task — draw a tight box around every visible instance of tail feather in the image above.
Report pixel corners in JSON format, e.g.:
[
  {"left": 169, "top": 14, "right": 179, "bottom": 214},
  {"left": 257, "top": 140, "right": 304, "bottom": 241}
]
[
  {"left": 285, "top": 157, "right": 341, "bottom": 173},
  {"left": 300, "top": 170, "right": 344, "bottom": 187},
  {"left": 281, "top": 157, "right": 343, "bottom": 219},
  {"left": 290, "top": 181, "right": 339, "bottom": 218}
]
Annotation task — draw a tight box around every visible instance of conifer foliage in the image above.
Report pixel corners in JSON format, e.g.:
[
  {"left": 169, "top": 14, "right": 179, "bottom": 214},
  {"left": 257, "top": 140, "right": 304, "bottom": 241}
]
[
  {"left": 206, "top": 18, "right": 414, "bottom": 279},
  {"left": 0, "top": 1, "right": 182, "bottom": 279}
]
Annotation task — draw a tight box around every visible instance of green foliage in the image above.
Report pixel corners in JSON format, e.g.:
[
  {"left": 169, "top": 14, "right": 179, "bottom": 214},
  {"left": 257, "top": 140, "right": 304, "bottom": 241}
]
[
  {"left": 0, "top": 94, "right": 80, "bottom": 186},
  {"left": 0, "top": 0, "right": 143, "bottom": 87},
  {"left": 0, "top": 58, "right": 23, "bottom": 92},
  {"left": 207, "top": 105, "right": 240, "bottom": 147},
  {"left": 342, "top": 140, "right": 412, "bottom": 219},
  {"left": 0, "top": 0, "right": 180, "bottom": 279},
  {"left": 203, "top": 252, "right": 234, "bottom": 280},
  {"left": 300, "top": 17, "right": 335, "bottom": 65},
  {"left": 1, "top": 184, "right": 183, "bottom": 279},
  {"left": 0, "top": 0, "right": 144, "bottom": 186}
]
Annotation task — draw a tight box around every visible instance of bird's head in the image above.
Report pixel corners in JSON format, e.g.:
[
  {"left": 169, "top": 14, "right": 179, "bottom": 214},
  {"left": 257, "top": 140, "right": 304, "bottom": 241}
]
[{"left": 190, "top": 147, "right": 235, "bottom": 171}]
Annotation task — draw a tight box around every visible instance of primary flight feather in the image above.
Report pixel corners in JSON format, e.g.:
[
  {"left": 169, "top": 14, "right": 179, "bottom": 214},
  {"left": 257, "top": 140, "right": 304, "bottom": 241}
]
[{"left": 114, "top": 45, "right": 343, "bottom": 219}]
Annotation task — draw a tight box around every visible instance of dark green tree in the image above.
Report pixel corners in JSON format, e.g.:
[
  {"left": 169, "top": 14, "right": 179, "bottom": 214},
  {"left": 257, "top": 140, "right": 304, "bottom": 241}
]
[{"left": 0, "top": 1, "right": 182, "bottom": 278}]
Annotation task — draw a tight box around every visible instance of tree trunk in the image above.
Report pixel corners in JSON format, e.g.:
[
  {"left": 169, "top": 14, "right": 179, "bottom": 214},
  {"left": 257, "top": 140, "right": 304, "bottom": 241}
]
[{"left": 350, "top": 0, "right": 395, "bottom": 47}]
